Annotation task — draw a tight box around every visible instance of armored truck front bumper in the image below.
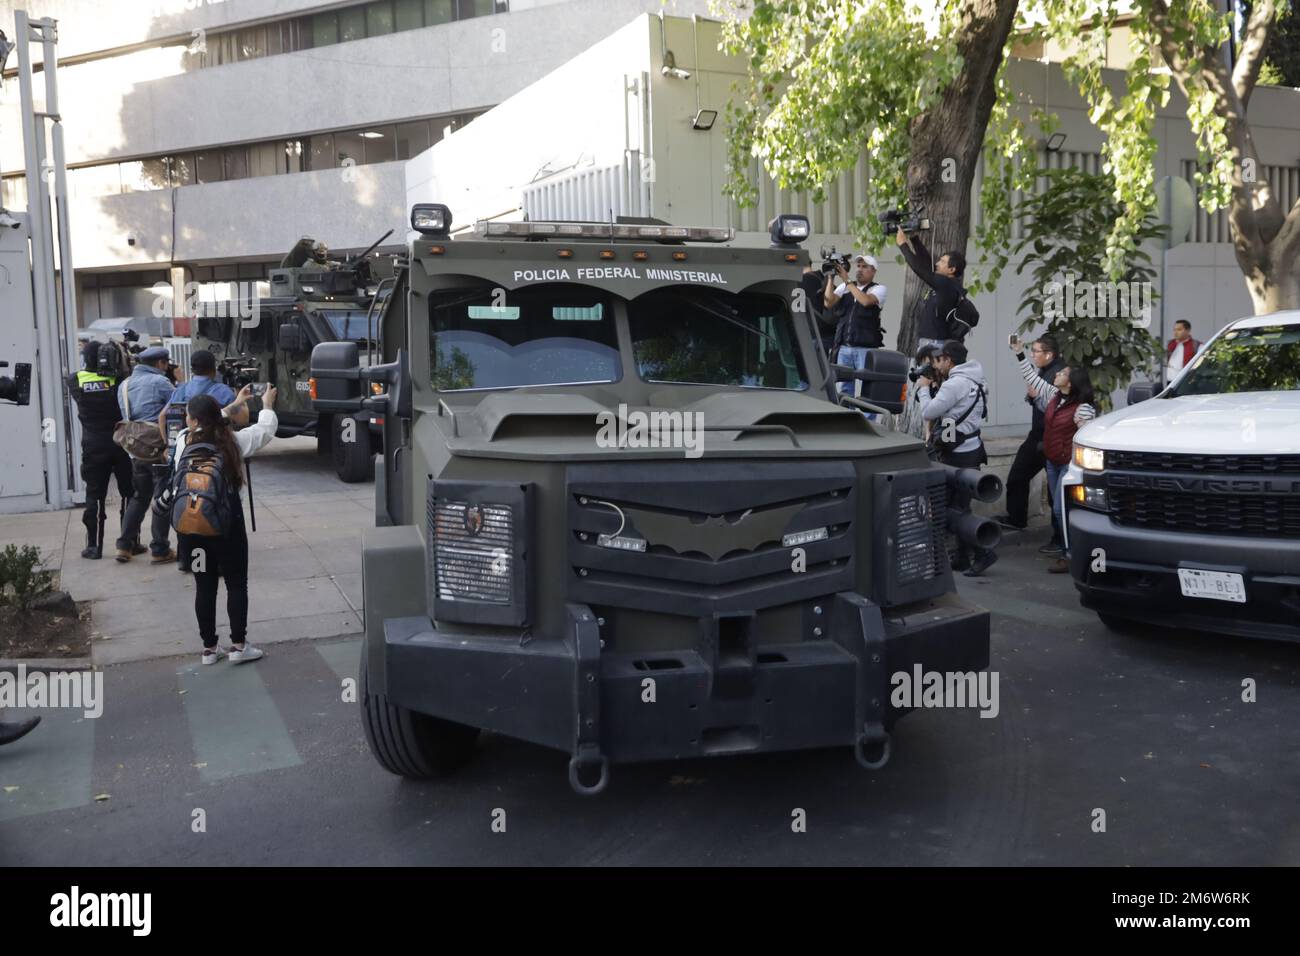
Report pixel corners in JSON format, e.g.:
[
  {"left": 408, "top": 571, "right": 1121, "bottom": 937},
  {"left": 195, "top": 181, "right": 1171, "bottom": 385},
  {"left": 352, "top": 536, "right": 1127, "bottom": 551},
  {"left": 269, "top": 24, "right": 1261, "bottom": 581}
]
[{"left": 378, "top": 592, "right": 987, "bottom": 785}]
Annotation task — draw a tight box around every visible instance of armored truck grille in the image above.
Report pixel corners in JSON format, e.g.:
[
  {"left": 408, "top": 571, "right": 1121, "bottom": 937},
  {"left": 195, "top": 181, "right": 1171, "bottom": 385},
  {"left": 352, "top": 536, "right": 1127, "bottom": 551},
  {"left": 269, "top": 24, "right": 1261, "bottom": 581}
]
[
  {"left": 429, "top": 499, "right": 514, "bottom": 604},
  {"left": 894, "top": 484, "right": 949, "bottom": 585},
  {"left": 566, "top": 461, "right": 857, "bottom": 617},
  {"left": 1111, "top": 490, "right": 1300, "bottom": 538},
  {"left": 1106, "top": 450, "right": 1300, "bottom": 474}
]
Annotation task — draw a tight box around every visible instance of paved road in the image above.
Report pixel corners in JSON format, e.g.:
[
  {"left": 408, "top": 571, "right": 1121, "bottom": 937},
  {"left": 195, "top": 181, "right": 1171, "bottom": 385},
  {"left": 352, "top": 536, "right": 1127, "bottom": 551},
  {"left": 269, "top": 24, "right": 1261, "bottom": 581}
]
[{"left": 2, "top": 528, "right": 1298, "bottom": 866}]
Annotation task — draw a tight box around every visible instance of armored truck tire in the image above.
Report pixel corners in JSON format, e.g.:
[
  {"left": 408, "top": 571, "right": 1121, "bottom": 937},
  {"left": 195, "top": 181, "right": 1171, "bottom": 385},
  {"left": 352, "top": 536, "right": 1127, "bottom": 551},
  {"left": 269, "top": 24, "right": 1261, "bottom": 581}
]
[
  {"left": 333, "top": 413, "right": 373, "bottom": 483},
  {"left": 360, "top": 651, "right": 480, "bottom": 778}
]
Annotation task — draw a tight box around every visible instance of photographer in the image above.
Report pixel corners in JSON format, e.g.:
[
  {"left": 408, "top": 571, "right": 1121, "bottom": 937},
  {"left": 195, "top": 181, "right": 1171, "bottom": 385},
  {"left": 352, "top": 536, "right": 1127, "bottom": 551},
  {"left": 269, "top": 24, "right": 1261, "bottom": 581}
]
[
  {"left": 169, "top": 385, "right": 278, "bottom": 666},
  {"left": 895, "top": 227, "right": 967, "bottom": 349},
  {"left": 994, "top": 335, "right": 1066, "bottom": 550},
  {"left": 914, "top": 340, "right": 997, "bottom": 576},
  {"left": 68, "top": 340, "right": 135, "bottom": 560},
  {"left": 826, "top": 255, "right": 887, "bottom": 410}
]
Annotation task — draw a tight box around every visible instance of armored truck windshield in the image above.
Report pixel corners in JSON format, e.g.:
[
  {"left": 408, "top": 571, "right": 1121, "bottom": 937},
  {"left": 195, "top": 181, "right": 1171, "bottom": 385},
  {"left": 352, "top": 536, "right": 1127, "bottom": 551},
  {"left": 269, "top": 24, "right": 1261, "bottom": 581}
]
[{"left": 430, "top": 282, "right": 808, "bottom": 392}]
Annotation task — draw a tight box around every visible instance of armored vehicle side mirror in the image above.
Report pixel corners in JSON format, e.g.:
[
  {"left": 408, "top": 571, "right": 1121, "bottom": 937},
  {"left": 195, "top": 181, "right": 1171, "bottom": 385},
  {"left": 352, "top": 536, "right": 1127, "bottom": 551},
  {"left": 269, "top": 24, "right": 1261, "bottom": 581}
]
[
  {"left": 279, "top": 323, "right": 307, "bottom": 354},
  {"left": 1126, "top": 381, "right": 1157, "bottom": 406},
  {"left": 833, "top": 349, "right": 909, "bottom": 414},
  {"left": 310, "top": 342, "right": 363, "bottom": 412}
]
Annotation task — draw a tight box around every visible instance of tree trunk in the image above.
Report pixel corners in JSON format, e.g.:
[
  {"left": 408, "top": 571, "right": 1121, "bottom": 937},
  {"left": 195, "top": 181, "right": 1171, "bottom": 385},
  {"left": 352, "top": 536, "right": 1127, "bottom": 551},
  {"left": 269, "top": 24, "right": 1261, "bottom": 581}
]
[{"left": 896, "top": 0, "right": 1019, "bottom": 435}]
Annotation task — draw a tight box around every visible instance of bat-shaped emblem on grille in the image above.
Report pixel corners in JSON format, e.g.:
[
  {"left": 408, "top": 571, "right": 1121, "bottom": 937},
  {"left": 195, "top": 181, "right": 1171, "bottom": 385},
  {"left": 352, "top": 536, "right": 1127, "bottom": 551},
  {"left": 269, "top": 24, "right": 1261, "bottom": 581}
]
[{"left": 620, "top": 503, "right": 805, "bottom": 560}]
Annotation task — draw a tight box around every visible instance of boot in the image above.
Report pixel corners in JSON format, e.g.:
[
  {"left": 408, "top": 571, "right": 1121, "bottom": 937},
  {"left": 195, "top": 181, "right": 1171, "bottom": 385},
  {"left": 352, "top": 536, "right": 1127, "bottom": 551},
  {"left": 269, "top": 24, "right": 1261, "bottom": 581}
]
[
  {"left": 80, "top": 501, "right": 103, "bottom": 560},
  {"left": 0, "top": 716, "right": 41, "bottom": 746}
]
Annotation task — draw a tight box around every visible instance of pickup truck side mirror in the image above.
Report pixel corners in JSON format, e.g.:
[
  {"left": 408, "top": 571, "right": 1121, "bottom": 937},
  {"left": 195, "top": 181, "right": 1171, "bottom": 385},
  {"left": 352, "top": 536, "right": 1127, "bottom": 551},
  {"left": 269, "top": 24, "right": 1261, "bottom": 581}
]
[
  {"left": 278, "top": 323, "right": 307, "bottom": 355},
  {"left": 1126, "top": 381, "right": 1157, "bottom": 406}
]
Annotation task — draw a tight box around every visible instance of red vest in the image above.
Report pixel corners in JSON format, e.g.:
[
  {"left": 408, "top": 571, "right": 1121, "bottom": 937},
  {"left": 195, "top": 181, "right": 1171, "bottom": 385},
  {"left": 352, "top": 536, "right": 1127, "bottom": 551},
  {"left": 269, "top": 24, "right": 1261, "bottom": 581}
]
[
  {"left": 1043, "top": 396, "right": 1081, "bottom": 465},
  {"left": 1166, "top": 337, "right": 1200, "bottom": 366}
]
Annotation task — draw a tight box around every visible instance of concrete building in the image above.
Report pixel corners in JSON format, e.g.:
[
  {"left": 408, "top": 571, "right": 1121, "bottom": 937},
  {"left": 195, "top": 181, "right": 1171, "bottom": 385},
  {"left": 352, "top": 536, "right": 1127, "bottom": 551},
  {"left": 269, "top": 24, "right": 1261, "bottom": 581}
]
[
  {"left": 0, "top": 0, "right": 713, "bottom": 326},
  {"left": 407, "top": 13, "right": 1300, "bottom": 435}
]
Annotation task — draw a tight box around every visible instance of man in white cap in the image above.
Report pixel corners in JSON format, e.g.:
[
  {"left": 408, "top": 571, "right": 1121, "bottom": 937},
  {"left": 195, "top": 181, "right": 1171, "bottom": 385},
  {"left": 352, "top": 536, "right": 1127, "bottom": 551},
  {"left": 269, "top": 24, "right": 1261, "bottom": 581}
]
[{"left": 825, "top": 254, "right": 888, "bottom": 416}]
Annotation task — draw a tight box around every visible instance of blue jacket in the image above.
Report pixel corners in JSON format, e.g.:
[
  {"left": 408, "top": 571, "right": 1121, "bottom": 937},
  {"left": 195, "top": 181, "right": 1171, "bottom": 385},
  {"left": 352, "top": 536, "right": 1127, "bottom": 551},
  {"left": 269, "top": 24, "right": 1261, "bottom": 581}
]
[
  {"left": 118, "top": 365, "right": 176, "bottom": 423},
  {"left": 167, "top": 374, "right": 236, "bottom": 410}
]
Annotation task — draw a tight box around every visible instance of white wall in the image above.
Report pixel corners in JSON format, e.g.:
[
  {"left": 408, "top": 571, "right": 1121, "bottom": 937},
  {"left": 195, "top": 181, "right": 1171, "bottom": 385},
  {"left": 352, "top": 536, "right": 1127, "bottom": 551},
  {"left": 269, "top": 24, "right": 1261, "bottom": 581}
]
[{"left": 0, "top": 215, "right": 48, "bottom": 512}]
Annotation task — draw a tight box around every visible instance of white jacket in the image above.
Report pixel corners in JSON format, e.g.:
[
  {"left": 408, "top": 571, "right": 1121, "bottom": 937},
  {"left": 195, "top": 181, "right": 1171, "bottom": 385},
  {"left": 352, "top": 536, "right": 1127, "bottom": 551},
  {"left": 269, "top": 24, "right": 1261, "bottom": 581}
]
[{"left": 173, "top": 408, "right": 279, "bottom": 466}]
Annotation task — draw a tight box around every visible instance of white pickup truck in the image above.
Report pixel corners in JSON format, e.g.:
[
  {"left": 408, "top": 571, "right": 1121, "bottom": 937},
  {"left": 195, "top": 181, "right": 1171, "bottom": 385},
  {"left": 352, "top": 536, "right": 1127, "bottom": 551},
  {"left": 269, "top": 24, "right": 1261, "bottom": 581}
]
[{"left": 1061, "top": 311, "right": 1300, "bottom": 642}]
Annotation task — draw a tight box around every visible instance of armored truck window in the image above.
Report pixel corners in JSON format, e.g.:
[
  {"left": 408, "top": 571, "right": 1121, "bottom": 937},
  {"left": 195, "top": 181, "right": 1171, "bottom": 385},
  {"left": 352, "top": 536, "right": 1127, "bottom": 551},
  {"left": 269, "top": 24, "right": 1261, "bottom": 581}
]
[
  {"left": 1170, "top": 326, "right": 1300, "bottom": 396},
  {"left": 430, "top": 284, "right": 620, "bottom": 391},
  {"left": 323, "top": 310, "right": 379, "bottom": 346},
  {"left": 629, "top": 288, "right": 809, "bottom": 391}
]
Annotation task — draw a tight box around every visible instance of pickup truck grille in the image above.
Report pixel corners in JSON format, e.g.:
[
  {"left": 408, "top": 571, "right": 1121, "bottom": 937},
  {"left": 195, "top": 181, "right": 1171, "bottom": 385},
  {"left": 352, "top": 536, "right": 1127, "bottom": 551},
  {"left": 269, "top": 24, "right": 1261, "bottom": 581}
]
[
  {"left": 1111, "top": 489, "right": 1300, "bottom": 538},
  {"left": 1107, "top": 450, "right": 1300, "bottom": 474}
]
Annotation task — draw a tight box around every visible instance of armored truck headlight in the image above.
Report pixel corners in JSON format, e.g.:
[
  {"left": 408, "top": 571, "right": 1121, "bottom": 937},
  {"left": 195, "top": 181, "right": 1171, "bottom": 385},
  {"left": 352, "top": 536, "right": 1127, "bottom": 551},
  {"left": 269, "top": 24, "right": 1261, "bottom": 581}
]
[
  {"left": 1073, "top": 444, "right": 1105, "bottom": 472},
  {"left": 428, "top": 481, "right": 533, "bottom": 627},
  {"left": 769, "top": 215, "right": 811, "bottom": 246},
  {"left": 412, "top": 203, "right": 452, "bottom": 237}
]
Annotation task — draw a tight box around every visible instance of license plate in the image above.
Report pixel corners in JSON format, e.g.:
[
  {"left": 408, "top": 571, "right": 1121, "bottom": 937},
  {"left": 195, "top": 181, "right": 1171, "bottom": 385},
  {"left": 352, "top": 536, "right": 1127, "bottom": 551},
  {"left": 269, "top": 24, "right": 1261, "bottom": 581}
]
[{"left": 1177, "top": 568, "right": 1246, "bottom": 604}]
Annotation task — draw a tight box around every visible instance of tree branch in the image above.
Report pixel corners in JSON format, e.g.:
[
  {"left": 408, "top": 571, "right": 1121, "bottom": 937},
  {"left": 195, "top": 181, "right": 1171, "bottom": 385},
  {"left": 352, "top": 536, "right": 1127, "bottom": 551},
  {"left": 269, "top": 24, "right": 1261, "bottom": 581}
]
[{"left": 1233, "top": 0, "right": 1279, "bottom": 110}]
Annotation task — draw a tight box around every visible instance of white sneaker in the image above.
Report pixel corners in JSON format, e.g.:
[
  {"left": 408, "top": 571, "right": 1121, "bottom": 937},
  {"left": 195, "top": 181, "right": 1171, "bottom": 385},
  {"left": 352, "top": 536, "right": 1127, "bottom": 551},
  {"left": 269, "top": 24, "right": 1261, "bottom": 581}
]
[
  {"left": 228, "top": 644, "right": 264, "bottom": 664},
  {"left": 201, "top": 648, "right": 226, "bottom": 666}
]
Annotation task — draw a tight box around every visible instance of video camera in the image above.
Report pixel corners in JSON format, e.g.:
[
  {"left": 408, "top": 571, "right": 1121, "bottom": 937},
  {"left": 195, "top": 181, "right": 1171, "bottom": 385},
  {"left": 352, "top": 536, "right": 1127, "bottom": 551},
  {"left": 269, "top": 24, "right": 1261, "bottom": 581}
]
[
  {"left": 817, "top": 245, "right": 853, "bottom": 276},
  {"left": 218, "top": 358, "right": 262, "bottom": 390},
  {"left": 878, "top": 207, "right": 932, "bottom": 237},
  {"left": 0, "top": 360, "right": 32, "bottom": 405}
]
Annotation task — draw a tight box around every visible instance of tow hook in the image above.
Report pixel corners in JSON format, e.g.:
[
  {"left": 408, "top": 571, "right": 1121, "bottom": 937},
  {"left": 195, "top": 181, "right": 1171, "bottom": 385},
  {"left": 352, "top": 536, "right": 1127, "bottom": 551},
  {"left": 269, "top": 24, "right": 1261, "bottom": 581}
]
[
  {"left": 855, "top": 724, "right": 892, "bottom": 770},
  {"left": 568, "top": 743, "right": 610, "bottom": 796}
]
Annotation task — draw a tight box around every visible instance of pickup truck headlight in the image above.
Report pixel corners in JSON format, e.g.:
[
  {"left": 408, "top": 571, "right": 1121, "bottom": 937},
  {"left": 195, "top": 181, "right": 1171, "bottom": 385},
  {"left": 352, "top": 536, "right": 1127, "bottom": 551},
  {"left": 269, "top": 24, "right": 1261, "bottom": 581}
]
[
  {"left": 1073, "top": 444, "right": 1105, "bottom": 472},
  {"left": 1069, "top": 484, "right": 1110, "bottom": 512},
  {"left": 428, "top": 480, "right": 533, "bottom": 627}
]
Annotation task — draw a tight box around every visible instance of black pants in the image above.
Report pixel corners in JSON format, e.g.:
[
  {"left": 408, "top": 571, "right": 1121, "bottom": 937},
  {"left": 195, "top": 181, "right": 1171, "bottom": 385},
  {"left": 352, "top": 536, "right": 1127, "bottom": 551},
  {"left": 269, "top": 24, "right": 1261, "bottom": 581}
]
[
  {"left": 116, "top": 458, "right": 172, "bottom": 556},
  {"left": 183, "top": 500, "right": 250, "bottom": 650},
  {"left": 943, "top": 444, "right": 993, "bottom": 563},
  {"left": 1005, "top": 433, "right": 1045, "bottom": 527},
  {"left": 80, "top": 437, "right": 133, "bottom": 547}
]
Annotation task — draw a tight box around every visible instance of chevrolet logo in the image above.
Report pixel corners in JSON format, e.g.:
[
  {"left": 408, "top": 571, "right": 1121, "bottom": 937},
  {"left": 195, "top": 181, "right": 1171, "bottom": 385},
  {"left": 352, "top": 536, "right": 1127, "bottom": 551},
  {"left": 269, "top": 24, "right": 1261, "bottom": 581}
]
[{"left": 620, "top": 503, "right": 804, "bottom": 560}]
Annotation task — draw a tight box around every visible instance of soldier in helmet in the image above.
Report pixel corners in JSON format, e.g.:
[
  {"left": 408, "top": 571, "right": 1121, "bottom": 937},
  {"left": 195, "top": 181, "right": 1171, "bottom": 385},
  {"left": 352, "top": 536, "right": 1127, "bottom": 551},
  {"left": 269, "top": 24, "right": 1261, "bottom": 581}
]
[
  {"left": 310, "top": 240, "right": 333, "bottom": 270},
  {"left": 67, "top": 339, "right": 136, "bottom": 559}
]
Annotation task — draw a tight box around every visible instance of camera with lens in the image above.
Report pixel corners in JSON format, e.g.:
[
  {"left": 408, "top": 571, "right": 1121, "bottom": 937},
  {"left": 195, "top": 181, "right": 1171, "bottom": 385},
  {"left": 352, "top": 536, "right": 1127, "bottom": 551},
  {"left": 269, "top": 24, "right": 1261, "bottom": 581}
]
[
  {"left": 878, "top": 207, "right": 932, "bottom": 237},
  {"left": 0, "top": 360, "right": 32, "bottom": 406},
  {"left": 817, "top": 245, "right": 852, "bottom": 276},
  {"left": 908, "top": 361, "right": 937, "bottom": 384}
]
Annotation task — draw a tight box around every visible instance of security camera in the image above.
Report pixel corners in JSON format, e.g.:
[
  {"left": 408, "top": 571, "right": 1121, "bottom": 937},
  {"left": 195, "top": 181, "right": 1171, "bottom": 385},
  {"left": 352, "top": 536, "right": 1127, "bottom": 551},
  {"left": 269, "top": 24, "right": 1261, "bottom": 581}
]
[
  {"left": 0, "top": 212, "right": 19, "bottom": 230},
  {"left": 660, "top": 50, "right": 690, "bottom": 80},
  {"left": 127, "top": 235, "right": 136, "bottom": 246}
]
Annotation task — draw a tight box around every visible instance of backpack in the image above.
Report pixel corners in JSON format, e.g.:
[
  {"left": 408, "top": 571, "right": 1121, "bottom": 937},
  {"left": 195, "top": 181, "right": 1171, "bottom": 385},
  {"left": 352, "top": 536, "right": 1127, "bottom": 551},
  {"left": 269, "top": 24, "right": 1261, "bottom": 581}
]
[
  {"left": 944, "top": 293, "right": 980, "bottom": 340},
  {"left": 169, "top": 442, "right": 233, "bottom": 537}
]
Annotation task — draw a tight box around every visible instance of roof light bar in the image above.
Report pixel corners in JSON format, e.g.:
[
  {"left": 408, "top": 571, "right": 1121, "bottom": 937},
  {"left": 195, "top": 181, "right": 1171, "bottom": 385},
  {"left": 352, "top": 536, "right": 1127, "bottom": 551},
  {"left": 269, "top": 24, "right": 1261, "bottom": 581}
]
[{"left": 471, "top": 220, "right": 734, "bottom": 243}]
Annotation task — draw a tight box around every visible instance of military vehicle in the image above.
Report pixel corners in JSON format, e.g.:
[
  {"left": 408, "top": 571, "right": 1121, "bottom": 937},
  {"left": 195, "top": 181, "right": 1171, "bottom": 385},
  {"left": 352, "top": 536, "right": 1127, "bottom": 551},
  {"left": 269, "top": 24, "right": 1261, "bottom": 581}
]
[
  {"left": 310, "top": 204, "right": 1000, "bottom": 794},
  {"left": 191, "top": 233, "right": 394, "bottom": 482}
]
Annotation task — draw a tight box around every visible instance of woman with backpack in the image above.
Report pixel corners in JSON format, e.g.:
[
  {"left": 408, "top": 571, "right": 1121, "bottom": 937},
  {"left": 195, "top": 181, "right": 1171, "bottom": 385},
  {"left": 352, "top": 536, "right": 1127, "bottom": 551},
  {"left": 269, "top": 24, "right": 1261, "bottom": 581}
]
[
  {"left": 1014, "top": 344, "right": 1096, "bottom": 574},
  {"left": 170, "top": 386, "right": 278, "bottom": 664}
]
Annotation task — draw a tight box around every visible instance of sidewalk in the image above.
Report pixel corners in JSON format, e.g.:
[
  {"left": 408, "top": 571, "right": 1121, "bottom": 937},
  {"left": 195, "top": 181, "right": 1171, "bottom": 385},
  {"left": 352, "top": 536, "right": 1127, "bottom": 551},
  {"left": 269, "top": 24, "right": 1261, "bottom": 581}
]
[{"left": 0, "top": 437, "right": 367, "bottom": 666}]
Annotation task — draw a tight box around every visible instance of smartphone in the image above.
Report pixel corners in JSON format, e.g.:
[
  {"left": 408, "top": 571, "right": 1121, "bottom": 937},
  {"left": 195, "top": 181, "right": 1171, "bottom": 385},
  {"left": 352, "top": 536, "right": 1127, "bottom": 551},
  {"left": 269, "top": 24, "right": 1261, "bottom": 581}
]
[
  {"left": 250, "top": 382, "right": 269, "bottom": 397},
  {"left": 1008, "top": 334, "right": 1019, "bottom": 348}
]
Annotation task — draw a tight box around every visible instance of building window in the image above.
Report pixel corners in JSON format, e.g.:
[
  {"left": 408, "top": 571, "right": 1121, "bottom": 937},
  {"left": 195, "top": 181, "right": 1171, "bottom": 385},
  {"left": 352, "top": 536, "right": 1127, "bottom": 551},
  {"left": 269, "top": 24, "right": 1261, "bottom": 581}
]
[
  {"left": 362, "top": 127, "right": 397, "bottom": 164},
  {"left": 367, "top": 2, "right": 396, "bottom": 36},
  {"left": 458, "top": 0, "right": 497, "bottom": 17},
  {"left": 195, "top": 152, "right": 224, "bottom": 184},
  {"left": 169, "top": 155, "right": 196, "bottom": 187},
  {"left": 335, "top": 130, "right": 366, "bottom": 168},
  {"left": 339, "top": 7, "right": 367, "bottom": 42},
  {"left": 307, "top": 134, "right": 335, "bottom": 172},
  {"left": 426, "top": 0, "right": 454, "bottom": 24},
  {"left": 237, "top": 26, "right": 268, "bottom": 61},
  {"left": 312, "top": 12, "right": 339, "bottom": 47},
  {"left": 395, "top": 120, "right": 432, "bottom": 160},
  {"left": 395, "top": 0, "right": 424, "bottom": 31}
]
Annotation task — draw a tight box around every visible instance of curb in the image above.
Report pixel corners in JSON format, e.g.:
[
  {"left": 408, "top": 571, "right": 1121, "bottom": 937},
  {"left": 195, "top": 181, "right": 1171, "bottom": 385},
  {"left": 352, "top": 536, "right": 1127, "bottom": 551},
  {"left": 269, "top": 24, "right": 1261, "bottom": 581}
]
[{"left": 0, "top": 658, "right": 95, "bottom": 672}]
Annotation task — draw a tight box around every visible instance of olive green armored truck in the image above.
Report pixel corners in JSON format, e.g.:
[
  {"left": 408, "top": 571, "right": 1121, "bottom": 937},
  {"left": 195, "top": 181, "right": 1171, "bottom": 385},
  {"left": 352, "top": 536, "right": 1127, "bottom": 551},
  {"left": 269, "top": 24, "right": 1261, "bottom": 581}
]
[{"left": 310, "top": 204, "right": 998, "bottom": 794}]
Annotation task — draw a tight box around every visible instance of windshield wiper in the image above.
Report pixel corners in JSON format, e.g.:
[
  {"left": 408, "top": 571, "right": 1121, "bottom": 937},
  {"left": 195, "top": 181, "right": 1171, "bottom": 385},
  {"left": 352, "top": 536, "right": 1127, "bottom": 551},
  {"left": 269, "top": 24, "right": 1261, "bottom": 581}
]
[{"left": 665, "top": 294, "right": 782, "bottom": 348}]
